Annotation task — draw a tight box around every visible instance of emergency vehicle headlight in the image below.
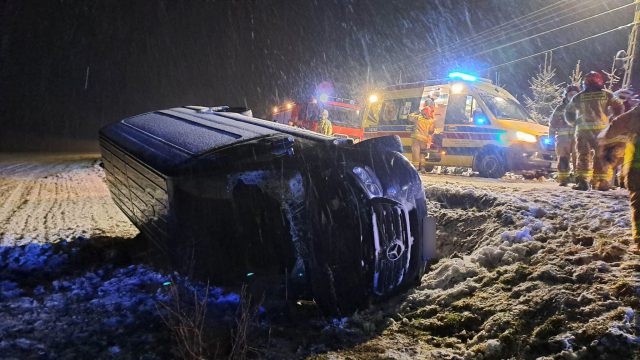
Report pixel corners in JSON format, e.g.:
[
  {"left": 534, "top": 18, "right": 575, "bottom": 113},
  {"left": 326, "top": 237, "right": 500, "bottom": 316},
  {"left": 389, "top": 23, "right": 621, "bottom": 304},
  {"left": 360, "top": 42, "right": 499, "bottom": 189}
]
[
  {"left": 516, "top": 131, "right": 537, "bottom": 143},
  {"left": 352, "top": 166, "right": 383, "bottom": 197},
  {"left": 451, "top": 83, "right": 465, "bottom": 94},
  {"left": 319, "top": 94, "right": 329, "bottom": 102},
  {"left": 369, "top": 94, "right": 379, "bottom": 103},
  {"left": 286, "top": 103, "right": 293, "bottom": 110},
  {"left": 273, "top": 106, "right": 278, "bottom": 113}
]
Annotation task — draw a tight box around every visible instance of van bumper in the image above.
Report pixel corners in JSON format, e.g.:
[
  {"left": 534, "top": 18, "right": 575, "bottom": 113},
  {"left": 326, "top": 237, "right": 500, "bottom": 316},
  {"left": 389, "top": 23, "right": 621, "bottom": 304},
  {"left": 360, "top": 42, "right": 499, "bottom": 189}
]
[{"left": 506, "top": 144, "right": 557, "bottom": 173}]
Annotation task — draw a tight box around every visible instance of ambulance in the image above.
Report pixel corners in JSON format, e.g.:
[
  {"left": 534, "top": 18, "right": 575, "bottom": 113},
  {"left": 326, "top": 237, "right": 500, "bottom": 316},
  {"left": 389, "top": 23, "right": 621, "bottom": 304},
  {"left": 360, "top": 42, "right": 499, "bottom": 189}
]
[{"left": 362, "top": 73, "right": 556, "bottom": 178}]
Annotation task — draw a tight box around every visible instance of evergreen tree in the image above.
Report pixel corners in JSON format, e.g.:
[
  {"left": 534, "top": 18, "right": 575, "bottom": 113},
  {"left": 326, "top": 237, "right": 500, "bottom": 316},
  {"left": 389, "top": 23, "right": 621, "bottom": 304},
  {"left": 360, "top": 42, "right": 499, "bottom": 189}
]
[{"left": 523, "top": 53, "right": 563, "bottom": 125}]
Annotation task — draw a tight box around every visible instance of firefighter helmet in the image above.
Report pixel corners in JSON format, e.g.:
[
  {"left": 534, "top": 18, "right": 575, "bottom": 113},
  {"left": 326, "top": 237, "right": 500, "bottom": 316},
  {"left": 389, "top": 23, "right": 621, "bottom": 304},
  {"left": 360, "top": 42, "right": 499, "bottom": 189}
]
[{"left": 582, "top": 71, "right": 605, "bottom": 91}]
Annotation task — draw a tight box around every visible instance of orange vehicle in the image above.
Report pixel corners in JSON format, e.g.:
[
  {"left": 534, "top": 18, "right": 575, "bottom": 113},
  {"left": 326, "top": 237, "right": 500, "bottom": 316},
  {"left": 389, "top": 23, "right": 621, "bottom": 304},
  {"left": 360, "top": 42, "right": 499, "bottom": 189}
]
[{"left": 271, "top": 95, "right": 364, "bottom": 141}]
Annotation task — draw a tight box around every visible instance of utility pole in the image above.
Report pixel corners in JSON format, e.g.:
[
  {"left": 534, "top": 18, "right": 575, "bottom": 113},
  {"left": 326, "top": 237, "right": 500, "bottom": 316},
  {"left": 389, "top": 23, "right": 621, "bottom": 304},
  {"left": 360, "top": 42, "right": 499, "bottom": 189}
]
[{"left": 622, "top": 0, "right": 640, "bottom": 89}]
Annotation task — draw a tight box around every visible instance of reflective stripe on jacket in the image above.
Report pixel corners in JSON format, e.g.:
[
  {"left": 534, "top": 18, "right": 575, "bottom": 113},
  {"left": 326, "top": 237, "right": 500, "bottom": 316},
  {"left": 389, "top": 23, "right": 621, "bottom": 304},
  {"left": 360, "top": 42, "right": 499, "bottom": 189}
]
[{"left": 565, "top": 90, "right": 624, "bottom": 131}]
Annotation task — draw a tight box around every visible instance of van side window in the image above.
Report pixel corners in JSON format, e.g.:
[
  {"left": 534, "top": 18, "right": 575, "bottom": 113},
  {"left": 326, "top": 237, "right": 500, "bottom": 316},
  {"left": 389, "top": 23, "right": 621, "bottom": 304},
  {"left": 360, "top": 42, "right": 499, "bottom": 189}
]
[
  {"left": 379, "top": 98, "right": 421, "bottom": 125},
  {"left": 444, "top": 94, "right": 476, "bottom": 125}
]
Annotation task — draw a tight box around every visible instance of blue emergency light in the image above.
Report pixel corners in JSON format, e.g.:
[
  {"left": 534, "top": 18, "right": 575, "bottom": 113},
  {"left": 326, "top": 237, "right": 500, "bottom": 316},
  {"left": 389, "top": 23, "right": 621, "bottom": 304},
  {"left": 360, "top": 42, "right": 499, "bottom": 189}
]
[
  {"left": 449, "top": 72, "right": 477, "bottom": 82},
  {"left": 542, "top": 137, "right": 554, "bottom": 146},
  {"left": 474, "top": 115, "right": 488, "bottom": 125}
]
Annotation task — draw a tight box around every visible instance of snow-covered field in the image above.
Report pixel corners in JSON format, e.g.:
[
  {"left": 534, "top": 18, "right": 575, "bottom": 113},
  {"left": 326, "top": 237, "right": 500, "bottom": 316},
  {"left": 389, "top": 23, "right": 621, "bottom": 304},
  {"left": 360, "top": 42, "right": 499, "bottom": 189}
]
[{"left": 0, "top": 155, "right": 638, "bottom": 359}]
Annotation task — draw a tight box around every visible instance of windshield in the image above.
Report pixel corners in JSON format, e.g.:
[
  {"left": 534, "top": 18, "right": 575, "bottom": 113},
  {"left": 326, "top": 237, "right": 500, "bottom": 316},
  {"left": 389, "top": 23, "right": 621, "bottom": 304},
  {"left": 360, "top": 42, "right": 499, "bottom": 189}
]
[
  {"left": 312, "top": 103, "right": 361, "bottom": 128},
  {"left": 479, "top": 94, "right": 534, "bottom": 123}
]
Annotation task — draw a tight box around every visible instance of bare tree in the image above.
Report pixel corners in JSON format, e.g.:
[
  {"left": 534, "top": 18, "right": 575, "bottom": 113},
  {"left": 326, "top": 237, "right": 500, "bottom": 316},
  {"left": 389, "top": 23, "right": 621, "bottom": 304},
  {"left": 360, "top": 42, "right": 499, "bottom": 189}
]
[{"left": 569, "top": 60, "right": 583, "bottom": 86}]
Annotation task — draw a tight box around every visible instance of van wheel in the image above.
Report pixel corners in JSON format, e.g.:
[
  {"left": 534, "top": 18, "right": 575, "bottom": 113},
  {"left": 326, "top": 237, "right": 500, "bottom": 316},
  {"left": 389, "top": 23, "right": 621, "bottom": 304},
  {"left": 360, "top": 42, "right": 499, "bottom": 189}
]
[
  {"left": 475, "top": 148, "right": 506, "bottom": 178},
  {"left": 422, "top": 165, "right": 435, "bottom": 173}
]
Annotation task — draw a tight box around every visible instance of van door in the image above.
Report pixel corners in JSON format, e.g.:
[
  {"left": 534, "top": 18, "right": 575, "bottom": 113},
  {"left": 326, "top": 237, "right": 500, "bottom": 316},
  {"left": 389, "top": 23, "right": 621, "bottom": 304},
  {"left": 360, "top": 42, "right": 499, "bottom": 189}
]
[
  {"left": 362, "top": 97, "right": 420, "bottom": 153},
  {"left": 444, "top": 94, "right": 476, "bottom": 128},
  {"left": 442, "top": 93, "right": 501, "bottom": 151}
]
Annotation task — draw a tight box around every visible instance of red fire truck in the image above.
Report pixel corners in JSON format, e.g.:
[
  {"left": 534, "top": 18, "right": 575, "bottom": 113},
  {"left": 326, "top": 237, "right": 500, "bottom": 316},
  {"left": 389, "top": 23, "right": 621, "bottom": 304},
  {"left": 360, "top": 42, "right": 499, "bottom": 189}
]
[{"left": 271, "top": 95, "right": 364, "bottom": 141}]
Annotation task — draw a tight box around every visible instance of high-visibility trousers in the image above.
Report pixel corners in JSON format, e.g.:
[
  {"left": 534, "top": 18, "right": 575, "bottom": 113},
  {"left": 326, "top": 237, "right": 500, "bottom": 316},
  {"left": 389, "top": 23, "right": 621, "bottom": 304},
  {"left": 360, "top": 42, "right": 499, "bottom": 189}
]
[
  {"left": 555, "top": 135, "right": 574, "bottom": 183},
  {"left": 631, "top": 191, "right": 640, "bottom": 246},
  {"left": 575, "top": 127, "right": 612, "bottom": 185},
  {"left": 411, "top": 137, "right": 430, "bottom": 169}
]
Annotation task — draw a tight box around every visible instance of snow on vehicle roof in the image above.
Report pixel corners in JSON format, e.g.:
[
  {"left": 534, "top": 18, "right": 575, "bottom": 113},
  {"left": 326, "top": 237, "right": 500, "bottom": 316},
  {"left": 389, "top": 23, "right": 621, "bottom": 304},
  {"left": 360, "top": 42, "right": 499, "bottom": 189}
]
[
  {"left": 123, "top": 111, "right": 277, "bottom": 155},
  {"left": 170, "top": 107, "right": 335, "bottom": 142}
]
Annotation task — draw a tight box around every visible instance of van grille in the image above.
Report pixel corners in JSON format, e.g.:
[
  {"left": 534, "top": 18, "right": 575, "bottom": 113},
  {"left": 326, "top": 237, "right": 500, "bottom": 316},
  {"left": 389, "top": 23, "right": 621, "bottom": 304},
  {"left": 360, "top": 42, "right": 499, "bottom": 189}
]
[{"left": 371, "top": 200, "right": 410, "bottom": 295}]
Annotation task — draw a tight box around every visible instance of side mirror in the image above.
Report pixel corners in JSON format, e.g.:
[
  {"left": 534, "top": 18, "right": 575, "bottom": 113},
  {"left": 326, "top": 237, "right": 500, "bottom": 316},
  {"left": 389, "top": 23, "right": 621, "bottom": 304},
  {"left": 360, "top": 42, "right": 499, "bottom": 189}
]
[{"left": 473, "top": 110, "right": 488, "bottom": 125}]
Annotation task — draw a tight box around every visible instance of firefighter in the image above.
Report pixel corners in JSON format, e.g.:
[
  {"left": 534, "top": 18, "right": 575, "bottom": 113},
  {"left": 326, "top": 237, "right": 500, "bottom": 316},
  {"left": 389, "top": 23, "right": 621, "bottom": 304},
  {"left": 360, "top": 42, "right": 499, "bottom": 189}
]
[
  {"left": 606, "top": 89, "right": 640, "bottom": 187},
  {"left": 549, "top": 85, "right": 580, "bottom": 186},
  {"left": 564, "top": 71, "right": 624, "bottom": 191},
  {"left": 598, "top": 105, "right": 640, "bottom": 253},
  {"left": 409, "top": 93, "right": 437, "bottom": 170},
  {"left": 317, "top": 109, "right": 333, "bottom": 136}
]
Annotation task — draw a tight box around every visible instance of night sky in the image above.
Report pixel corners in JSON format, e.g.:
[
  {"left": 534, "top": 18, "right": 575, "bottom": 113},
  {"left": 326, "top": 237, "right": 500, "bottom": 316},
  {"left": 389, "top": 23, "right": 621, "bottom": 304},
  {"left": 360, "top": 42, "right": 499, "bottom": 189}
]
[{"left": 0, "top": 0, "right": 634, "bottom": 152}]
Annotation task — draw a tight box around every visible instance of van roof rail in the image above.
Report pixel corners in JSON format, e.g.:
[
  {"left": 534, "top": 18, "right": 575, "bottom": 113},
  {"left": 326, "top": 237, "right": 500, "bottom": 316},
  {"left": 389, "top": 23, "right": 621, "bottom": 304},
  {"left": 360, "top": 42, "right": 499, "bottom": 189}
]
[
  {"left": 382, "top": 76, "right": 494, "bottom": 91},
  {"left": 382, "top": 79, "right": 447, "bottom": 91},
  {"left": 182, "top": 105, "right": 251, "bottom": 114}
]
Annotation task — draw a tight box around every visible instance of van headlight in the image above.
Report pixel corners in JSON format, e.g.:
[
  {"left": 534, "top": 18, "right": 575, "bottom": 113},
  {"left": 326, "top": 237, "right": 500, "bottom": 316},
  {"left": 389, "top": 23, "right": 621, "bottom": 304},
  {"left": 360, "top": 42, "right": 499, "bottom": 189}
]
[
  {"left": 515, "top": 131, "right": 537, "bottom": 143},
  {"left": 352, "top": 166, "right": 383, "bottom": 197}
]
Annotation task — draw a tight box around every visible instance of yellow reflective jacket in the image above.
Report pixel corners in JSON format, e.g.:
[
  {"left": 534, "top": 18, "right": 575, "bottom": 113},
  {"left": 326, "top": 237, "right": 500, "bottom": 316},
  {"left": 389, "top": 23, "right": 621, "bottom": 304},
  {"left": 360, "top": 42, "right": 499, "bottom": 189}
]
[
  {"left": 408, "top": 113, "right": 435, "bottom": 143},
  {"left": 318, "top": 119, "right": 333, "bottom": 136},
  {"left": 565, "top": 90, "right": 624, "bottom": 131},
  {"left": 600, "top": 106, "right": 640, "bottom": 190}
]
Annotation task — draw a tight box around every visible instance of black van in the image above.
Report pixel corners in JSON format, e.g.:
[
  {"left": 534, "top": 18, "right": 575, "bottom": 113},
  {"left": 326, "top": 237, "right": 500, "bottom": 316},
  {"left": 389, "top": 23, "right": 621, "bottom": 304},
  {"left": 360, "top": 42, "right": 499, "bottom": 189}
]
[{"left": 99, "top": 106, "right": 435, "bottom": 314}]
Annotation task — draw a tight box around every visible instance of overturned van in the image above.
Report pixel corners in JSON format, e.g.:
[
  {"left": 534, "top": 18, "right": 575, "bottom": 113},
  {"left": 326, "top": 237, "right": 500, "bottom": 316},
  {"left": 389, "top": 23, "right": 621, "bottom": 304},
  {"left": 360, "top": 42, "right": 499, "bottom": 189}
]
[{"left": 99, "top": 106, "right": 435, "bottom": 314}]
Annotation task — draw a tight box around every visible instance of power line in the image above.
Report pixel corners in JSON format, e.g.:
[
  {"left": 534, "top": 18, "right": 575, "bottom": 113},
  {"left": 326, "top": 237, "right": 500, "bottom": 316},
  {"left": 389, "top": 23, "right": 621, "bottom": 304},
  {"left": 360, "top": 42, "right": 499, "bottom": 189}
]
[
  {"left": 396, "top": 1, "right": 629, "bottom": 76},
  {"left": 471, "top": 2, "right": 635, "bottom": 58},
  {"left": 396, "top": 1, "right": 634, "bottom": 80},
  {"left": 389, "top": 1, "right": 603, "bottom": 77},
  {"left": 389, "top": 1, "right": 580, "bottom": 69},
  {"left": 481, "top": 22, "right": 635, "bottom": 72}
]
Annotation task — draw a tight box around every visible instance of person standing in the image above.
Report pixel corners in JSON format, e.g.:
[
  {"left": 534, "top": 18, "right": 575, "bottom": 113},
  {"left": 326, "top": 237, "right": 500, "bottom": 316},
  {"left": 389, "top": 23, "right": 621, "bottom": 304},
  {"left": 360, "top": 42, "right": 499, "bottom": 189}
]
[
  {"left": 317, "top": 109, "right": 333, "bottom": 136},
  {"left": 408, "top": 95, "right": 437, "bottom": 171},
  {"left": 606, "top": 89, "right": 640, "bottom": 187},
  {"left": 564, "top": 71, "right": 624, "bottom": 191},
  {"left": 549, "top": 85, "right": 580, "bottom": 186},
  {"left": 598, "top": 105, "right": 640, "bottom": 253}
]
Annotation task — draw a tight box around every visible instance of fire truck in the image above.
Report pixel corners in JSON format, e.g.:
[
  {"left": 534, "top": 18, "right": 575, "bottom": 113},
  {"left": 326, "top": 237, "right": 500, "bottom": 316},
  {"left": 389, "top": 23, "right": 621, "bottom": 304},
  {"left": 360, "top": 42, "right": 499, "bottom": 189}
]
[
  {"left": 271, "top": 95, "right": 364, "bottom": 141},
  {"left": 362, "top": 73, "right": 556, "bottom": 178}
]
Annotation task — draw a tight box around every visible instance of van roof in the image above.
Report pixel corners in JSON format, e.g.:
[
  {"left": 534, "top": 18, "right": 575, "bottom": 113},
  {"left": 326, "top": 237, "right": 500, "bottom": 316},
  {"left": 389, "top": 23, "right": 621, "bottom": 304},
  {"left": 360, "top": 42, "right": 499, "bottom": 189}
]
[{"left": 382, "top": 78, "right": 493, "bottom": 92}]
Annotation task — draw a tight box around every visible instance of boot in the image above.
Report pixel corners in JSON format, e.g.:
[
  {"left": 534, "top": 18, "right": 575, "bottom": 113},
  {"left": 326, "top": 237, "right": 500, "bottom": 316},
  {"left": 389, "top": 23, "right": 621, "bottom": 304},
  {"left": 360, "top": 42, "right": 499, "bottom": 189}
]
[
  {"left": 572, "top": 178, "right": 591, "bottom": 191},
  {"left": 594, "top": 180, "right": 610, "bottom": 191}
]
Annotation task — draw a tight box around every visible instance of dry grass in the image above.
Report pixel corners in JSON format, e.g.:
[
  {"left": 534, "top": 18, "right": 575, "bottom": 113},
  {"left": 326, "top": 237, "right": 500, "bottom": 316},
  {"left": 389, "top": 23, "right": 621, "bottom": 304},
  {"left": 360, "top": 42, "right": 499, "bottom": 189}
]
[
  {"left": 229, "top": 284, "right": 265, "bottom": 360},
  {"left": 157, "top": 280, "right": 212, "bottom": 360},
  {"left": 158, "top": 281, "right": 264, "bottom": 360}
]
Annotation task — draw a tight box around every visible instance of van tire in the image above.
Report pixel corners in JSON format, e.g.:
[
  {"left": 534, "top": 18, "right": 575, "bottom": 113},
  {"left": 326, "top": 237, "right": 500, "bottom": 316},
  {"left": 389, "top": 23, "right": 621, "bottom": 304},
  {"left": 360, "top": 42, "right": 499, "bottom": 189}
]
[{"left": 475, "top": 148, "right": 506, "bottom": 178}]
